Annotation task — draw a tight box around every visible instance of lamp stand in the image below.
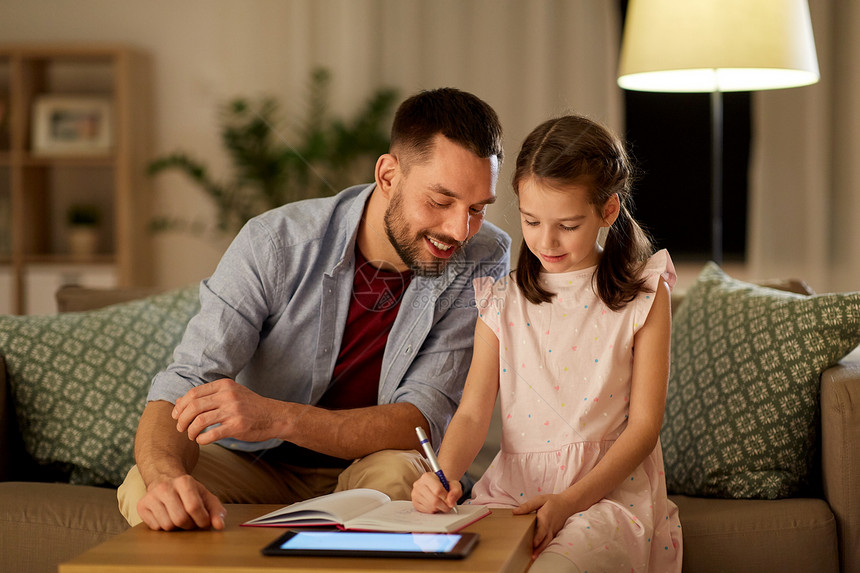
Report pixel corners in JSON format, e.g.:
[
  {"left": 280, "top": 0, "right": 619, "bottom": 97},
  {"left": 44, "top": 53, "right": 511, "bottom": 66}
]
[{"left": 710, "top": 87, "right": 723, "bottom": 265}]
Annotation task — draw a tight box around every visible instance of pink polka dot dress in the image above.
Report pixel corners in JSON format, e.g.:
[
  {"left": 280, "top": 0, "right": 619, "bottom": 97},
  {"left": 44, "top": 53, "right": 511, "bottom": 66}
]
[{"left": 470, "top": 250, "right": 682, "bottom": 572}]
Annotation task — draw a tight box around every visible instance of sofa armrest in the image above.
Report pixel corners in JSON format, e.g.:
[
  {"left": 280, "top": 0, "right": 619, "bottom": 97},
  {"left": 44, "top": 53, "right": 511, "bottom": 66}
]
[
  {"left": 821, "top": 345, "right": 860, "bottom": 572},
  {"left": 0, "top": 357, "right": 11, "bottom": 481}
]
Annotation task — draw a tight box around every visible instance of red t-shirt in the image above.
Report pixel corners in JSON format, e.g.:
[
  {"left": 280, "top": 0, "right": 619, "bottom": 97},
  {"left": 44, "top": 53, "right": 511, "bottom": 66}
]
[
  {"left": 267, "top": 247, "right": 412, "bottom": 467},
  {"left": 318, "top": 248, "right": 413, "bottom": 410}
]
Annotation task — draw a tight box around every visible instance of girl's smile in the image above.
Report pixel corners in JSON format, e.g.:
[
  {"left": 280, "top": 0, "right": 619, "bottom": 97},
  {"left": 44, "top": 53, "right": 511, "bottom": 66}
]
[{"left": 539, "top": 252, "right": 569, "bottom": 264}]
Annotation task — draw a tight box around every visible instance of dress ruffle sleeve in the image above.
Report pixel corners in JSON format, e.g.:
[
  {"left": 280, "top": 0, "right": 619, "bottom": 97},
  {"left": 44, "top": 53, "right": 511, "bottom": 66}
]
[
  {"left": 632, "top": 249, "right": 676, "bottom": 334},
  {"left": 473, "top": 275, "right": 506, "bottom": 333}
]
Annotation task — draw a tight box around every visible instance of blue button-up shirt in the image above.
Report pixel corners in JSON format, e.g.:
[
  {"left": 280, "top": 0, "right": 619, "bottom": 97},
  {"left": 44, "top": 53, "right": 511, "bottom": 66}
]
[{"left": 148, "top": 183, "right": 511, "bottom": 451}]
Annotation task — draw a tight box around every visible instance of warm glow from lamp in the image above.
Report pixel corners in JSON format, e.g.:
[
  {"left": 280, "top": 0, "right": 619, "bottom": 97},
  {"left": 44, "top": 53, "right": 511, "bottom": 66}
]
[
  {"left": 618, "top": 0, "right": 820, "bottom": 93},
  {"left": 617, "top": 0, "right": 819, "bottom": 264}
]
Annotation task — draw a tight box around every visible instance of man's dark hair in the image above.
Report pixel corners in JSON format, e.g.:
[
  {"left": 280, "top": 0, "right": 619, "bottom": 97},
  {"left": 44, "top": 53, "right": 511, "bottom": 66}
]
[{"left": 390, "top": 88, "right": 503, "bottom": 170}]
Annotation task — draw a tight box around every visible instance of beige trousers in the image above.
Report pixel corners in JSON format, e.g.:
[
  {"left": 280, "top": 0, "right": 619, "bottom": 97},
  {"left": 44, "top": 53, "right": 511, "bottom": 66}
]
[{"left": 117, "top": 444, "right": 430, "bottom": 526}]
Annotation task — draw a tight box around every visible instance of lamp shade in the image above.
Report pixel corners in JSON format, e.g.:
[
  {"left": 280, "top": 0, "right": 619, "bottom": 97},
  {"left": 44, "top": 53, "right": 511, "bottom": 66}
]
[{"left": 618, "top": 0, "right": 820, "bottom": 92}]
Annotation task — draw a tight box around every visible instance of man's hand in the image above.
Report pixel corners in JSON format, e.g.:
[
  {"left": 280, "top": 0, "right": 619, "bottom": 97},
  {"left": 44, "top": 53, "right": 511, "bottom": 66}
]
[
  {"left": 137, "top": 473, "right": 226, "bottom": 531},
  {"left": 173, "top": 378, "right": 287, "bottom": 445}
]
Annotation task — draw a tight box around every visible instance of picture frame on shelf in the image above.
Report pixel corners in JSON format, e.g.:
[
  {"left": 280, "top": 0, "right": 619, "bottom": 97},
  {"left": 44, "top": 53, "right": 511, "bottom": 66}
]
[{"left": 31, "top": 95, "right": 113, "bottom": 156}]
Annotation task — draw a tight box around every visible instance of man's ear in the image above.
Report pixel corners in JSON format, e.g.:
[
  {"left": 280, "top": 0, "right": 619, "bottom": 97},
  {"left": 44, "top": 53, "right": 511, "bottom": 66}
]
[
  {"left": 374, "top": 154, "right": 399, "bottom": 197},
  {"left": 602, "top": 193, "right": 620, "bottom": 227}
]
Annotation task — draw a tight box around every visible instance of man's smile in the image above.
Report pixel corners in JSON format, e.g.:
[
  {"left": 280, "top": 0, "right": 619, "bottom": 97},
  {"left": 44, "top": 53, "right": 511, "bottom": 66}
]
[{"left": 426, "top": 235, "right": 457, "bottom": 259}]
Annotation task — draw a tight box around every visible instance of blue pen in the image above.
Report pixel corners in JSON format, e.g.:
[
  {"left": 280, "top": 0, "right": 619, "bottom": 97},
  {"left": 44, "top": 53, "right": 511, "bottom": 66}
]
[{"left": 415, "top": 426, "right": 458, "bottom": 513}]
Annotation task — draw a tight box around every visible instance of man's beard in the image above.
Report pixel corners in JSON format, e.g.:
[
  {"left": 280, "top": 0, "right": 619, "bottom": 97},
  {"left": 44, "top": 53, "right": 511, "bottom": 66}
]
[{"left": 383, "top": 188, "right": 464, "bottom": 277}]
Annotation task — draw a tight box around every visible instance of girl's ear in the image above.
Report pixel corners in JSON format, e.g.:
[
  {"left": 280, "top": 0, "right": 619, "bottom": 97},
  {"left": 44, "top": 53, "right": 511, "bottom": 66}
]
[
  {"left": 374, "top": 154, "right": 399, "bottom": 198},
  {"left": 602, "top": 193, "right": 621, "bottom": 227}
]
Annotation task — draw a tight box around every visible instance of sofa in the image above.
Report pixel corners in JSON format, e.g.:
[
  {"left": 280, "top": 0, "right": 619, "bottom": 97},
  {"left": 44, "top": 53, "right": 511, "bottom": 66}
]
[{"left": 1, "top": 270, "right": 858, "bottom": 573}]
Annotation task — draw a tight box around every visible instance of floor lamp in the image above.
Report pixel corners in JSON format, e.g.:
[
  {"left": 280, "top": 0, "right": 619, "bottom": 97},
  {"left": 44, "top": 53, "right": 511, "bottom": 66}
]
[{"left": 617, "top": 0, "right": 819, "bottom": 265}]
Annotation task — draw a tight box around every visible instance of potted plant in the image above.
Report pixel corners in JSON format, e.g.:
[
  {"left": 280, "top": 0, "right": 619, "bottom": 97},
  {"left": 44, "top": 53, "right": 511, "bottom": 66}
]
[
  {"left": 148, "top": 68, "right": 398, "bottom": 237},
  {"left": 67, "top": 203, "right": 101, "bottom": 258}
]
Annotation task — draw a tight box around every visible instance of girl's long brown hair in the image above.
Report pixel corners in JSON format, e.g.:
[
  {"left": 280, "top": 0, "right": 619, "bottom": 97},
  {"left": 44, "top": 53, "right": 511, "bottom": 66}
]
[{"left": 513, "top": 115, "right": 653, "bottom": 311}]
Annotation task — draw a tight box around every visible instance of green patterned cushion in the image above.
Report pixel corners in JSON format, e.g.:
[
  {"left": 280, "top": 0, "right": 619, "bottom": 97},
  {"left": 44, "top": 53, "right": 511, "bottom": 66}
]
[
  {"left": 0, "top": 286, "right": 199, "bottom": 486},
  {"left": 662, "top": 263, "right": 860, "bottom": 499}
]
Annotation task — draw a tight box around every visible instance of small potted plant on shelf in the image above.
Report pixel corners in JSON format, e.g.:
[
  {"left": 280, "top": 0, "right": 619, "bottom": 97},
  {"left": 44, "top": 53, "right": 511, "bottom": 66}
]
[{"left": 67, "top": 203, "right": 101, "bottom": 258}]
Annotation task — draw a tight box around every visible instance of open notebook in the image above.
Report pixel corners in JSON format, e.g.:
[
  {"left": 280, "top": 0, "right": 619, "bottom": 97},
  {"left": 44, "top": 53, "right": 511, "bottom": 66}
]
[{"left": 243, "top": 489, "right": 490, "bottom": 533}]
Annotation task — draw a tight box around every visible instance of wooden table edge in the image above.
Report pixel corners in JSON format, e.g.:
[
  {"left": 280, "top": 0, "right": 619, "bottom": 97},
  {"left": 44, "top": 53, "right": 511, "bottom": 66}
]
[{"left": 59, "top": 504, "right": 536, "bottom": 573}]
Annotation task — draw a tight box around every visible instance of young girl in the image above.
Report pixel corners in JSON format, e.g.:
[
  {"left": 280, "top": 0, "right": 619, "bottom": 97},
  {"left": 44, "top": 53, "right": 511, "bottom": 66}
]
[{"left": 412, "top": 114, "right": 682, "bottom": 572}]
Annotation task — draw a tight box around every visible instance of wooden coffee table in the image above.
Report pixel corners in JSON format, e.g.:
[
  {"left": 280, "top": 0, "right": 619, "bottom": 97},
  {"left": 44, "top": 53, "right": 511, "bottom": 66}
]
[{"left": 59, "top": 504, "right": 536, "bottom": 573}]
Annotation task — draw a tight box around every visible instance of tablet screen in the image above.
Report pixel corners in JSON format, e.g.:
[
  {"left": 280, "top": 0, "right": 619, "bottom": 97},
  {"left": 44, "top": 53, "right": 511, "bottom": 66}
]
[
  {"left": 281, "top": 531, "right": 461, "bottom": 552},
  {"left": 262, "top": 530, "right": 479, "bottom": 559}
]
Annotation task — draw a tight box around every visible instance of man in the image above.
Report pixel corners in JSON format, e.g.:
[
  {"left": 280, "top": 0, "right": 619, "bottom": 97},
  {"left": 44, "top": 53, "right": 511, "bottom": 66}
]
[{"left": 118, "top": 88, "right": 511, "bottom": 531}]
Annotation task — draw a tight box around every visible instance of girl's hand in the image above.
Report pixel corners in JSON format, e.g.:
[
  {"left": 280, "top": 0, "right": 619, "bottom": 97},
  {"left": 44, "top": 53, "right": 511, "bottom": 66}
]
[
  {"left": 513, "top": 493, "right": 576, "bottom": 557},
  {"left": 411, "top": 472, "right": 462, "bottom": 514}
]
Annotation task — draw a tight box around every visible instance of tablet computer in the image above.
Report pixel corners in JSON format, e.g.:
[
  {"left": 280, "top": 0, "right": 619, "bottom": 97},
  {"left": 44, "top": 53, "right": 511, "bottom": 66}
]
[{"left": 261, "top": 530, "right": 479, "bottom": 559}]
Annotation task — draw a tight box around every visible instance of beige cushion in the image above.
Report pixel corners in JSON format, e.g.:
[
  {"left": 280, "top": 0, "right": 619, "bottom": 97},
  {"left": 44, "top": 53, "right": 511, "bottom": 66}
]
[
  {"left": 0, "top": 482, "right": 129, "bottom": 573},
  {"left": 671, "top": 495, "right": 838, "bottom": 572}
]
